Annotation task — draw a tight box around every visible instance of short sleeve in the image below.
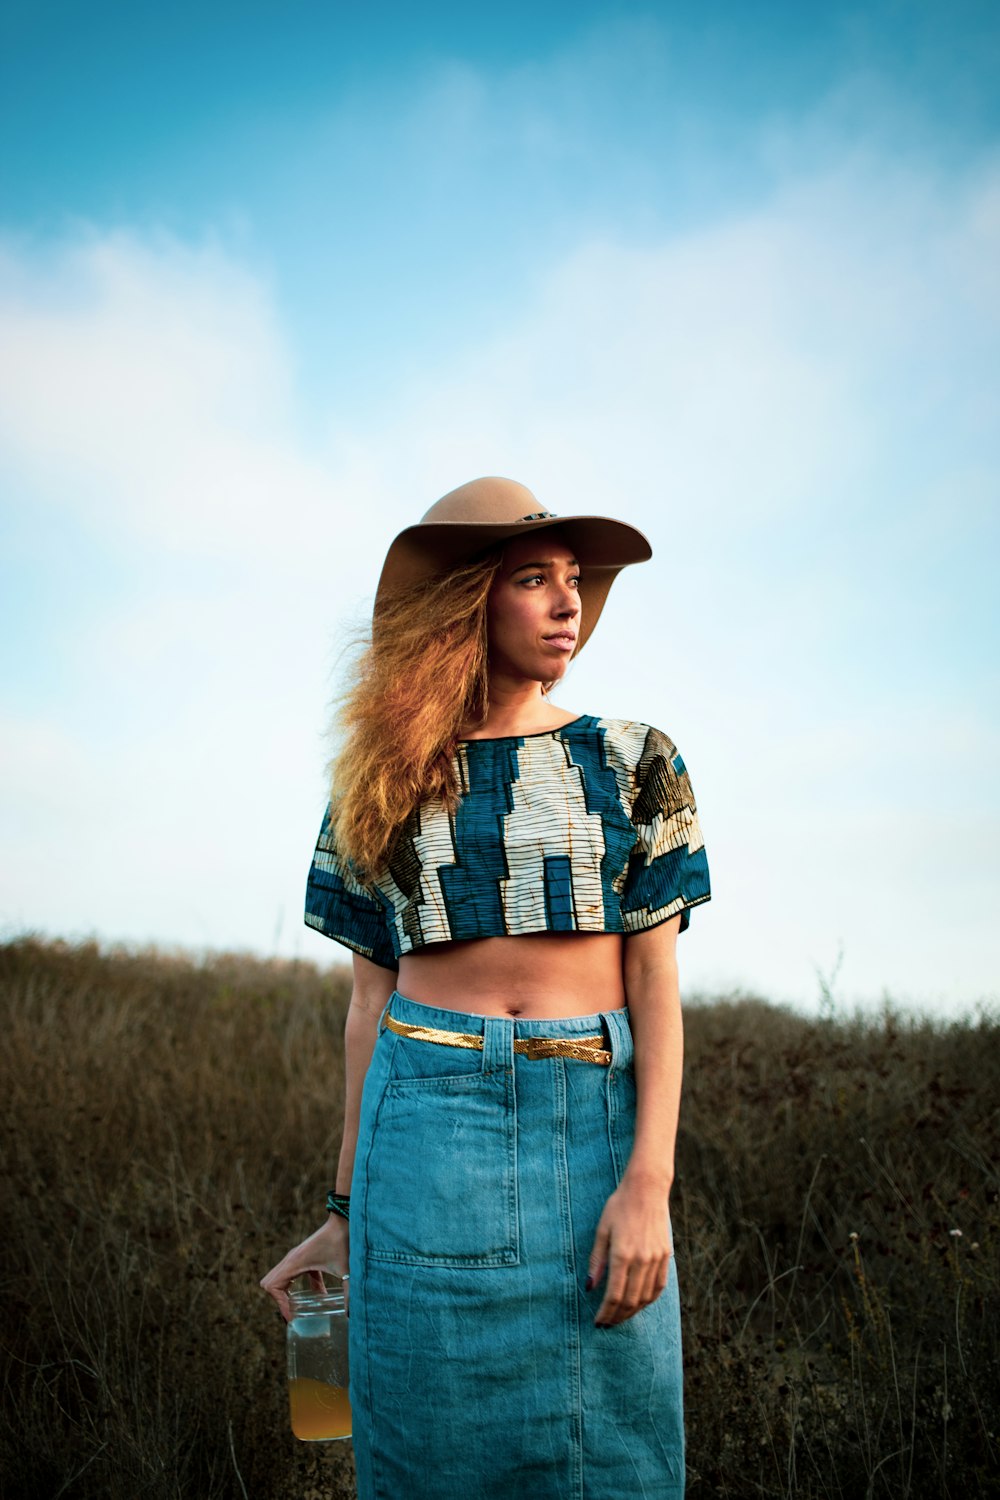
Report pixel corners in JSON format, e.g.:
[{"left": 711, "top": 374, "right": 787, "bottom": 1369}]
[
  {"left": 304, "top": 804, "right": 399, "bottom": 970},
  {"left": 620, "top": 727, "right": 711, "bottom": 935}
]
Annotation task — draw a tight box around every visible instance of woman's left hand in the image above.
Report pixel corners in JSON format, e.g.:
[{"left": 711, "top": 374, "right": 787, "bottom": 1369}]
[{"left": 587, "top": 1175, "right": 673, "bottom": 1327}]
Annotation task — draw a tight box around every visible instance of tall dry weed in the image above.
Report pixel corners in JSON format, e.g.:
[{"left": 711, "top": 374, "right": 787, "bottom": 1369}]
[
  {"left": 676, "top": 994, "right": 999, "bottom": 1497},
  {"left": 1, "top": 940, "right": 997, "bottom": 1498},
  {"left": 1, "top": 937, "right": 354, "bottom": 1500}
]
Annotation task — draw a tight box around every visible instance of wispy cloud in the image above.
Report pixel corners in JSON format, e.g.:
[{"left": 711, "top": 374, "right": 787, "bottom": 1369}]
[
  {"left": 1, "top": 138, "right": 997, "bottom": 1010},
  {"left": 0, "top": 230, "right": 330, "bottom": 555}
]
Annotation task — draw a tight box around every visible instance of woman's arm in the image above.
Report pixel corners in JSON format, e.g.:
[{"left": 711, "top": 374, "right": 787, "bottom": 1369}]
[
  {"left": 335, "top": 954, "right": 399, "bottom": 1190},
  {"left": 588, "top": 915, "right": 683, "bottom": 1327},
  {"left": 260, "top": 953, "right": 397, "bottom": 1320}
]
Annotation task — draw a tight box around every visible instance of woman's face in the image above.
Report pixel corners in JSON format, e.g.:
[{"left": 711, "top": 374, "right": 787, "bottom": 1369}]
[{"left": 485, "top": 530, "right": 582, "bottom": 683}]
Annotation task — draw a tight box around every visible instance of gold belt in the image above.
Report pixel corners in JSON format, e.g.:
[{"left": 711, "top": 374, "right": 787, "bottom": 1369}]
[{"left": 384, "top": 1013, "right": 611, "bottom": 1066}]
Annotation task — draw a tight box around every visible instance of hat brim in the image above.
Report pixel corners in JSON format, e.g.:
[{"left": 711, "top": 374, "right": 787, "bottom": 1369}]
[{"left": 375, "top": 513, "right": 651, "bottom": 655}]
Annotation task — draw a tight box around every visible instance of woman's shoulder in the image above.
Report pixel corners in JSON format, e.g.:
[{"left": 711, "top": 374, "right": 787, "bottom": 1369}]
[
  {"left": 587, "top": 717, "right": 701, "bottom": 833},
  {"left": 585, "top": 715, "right": 680, "bottom": 765}
]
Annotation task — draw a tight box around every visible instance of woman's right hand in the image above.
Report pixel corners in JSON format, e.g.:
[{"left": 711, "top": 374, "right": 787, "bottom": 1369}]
[{"left": 259, "top": 1215, "right": 350, "bottom": 1322}]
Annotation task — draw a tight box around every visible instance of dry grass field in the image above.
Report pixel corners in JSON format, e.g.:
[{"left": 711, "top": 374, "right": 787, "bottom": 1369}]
[{"left": 1, "top": 936, "right": 997, "bottom": 1499}]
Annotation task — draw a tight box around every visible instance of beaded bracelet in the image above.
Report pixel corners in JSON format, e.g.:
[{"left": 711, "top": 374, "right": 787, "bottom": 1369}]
[{"left": 326, "top": 1191, "right": 350, "bottom": 1221}]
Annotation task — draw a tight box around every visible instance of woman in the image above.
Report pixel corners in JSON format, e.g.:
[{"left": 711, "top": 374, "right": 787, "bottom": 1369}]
[{"left": 261, "top": 476, "right": 711, "bottom": 1499}]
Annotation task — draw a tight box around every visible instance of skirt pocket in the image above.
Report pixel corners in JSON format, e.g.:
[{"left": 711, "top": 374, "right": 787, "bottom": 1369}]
[{"left": 364, "top": 1068, "right": 519, "bottom": 1268}]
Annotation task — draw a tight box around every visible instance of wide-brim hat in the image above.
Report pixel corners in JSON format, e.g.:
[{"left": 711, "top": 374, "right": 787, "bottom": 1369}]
[{"left": 375, "top": 476, "right": 651, "bottom": 655}]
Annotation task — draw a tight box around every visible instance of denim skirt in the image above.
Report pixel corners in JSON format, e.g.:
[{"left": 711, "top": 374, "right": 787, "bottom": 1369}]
[{"left": 348, "top": 991, "right": 684, "bottom": 1499}]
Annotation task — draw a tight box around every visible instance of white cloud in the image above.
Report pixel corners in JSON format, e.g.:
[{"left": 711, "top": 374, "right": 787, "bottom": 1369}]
[
  {"left": 0, "top": 229, "right": 346, "bottom": 558},
  {"left": 1, "top": 147, "right": 998, "bottom": 1012}
]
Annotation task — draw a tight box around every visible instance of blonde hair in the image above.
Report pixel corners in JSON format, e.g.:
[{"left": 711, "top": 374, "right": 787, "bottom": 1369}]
[{"left": 328, "top": 548, "right": 504, "bottom": 877}]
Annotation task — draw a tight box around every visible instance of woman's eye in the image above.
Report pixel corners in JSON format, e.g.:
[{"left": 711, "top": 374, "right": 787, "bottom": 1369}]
[{"left": 518, "top": 572, "right": 581, "bottom": 587}]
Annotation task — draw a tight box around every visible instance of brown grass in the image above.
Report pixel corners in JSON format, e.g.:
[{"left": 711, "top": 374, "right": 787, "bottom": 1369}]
[{"left": 1, "top": 937, "right": 997, "bottom": 1499}]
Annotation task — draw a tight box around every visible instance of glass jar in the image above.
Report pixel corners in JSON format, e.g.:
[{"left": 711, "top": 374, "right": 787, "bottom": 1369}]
[{"left": 286, "top": 1282, "right": 351, "bottom": 1442}]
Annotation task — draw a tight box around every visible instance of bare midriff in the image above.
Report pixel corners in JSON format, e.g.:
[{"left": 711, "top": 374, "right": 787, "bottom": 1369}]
[{"left": 395, "top": 931, "right": 627, "bottom": 1019}]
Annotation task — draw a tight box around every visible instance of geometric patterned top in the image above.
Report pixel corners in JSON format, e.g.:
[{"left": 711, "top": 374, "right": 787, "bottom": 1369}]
[{"left": 304, "top": 714, "right": 711, "bottom": 971}]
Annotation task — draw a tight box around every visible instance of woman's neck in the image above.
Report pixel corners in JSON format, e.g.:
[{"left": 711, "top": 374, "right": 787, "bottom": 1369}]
[{"left": 460, "top": 682, "right": 577, "bottom": 741}]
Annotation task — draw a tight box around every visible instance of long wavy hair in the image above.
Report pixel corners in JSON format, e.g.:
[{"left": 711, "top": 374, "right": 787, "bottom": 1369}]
[{"left": 328, "top": 546, "right": 506, "bottom": 879}]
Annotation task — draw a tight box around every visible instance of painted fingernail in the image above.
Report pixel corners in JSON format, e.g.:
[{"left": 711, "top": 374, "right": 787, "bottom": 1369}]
[{"left": 585, "top": 1276, "right": 594, "bottom": 1292}]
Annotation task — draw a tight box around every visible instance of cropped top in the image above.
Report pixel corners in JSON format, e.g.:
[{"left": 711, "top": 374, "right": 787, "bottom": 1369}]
[{"left": 304, "top": 714, "right": 711, "bottom": 970}]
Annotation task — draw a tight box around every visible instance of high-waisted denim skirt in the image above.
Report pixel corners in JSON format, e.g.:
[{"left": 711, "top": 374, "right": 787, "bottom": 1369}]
[{"left": 348, "top": 991, "right": 684, "bottom": 1499}]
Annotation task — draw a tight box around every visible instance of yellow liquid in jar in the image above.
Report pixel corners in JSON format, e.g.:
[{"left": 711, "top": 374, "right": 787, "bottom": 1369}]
[{"left": 289, "top": 1376, "right": 352, "bottom": 1441}]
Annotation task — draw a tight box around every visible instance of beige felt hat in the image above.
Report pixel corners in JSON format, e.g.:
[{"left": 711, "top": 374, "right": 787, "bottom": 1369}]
[{"left": 375, "top": 476, "right": 651, "bottom": 654}]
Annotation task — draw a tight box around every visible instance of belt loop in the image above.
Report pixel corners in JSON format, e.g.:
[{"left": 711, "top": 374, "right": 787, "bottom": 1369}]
[
  {"left": 376, "top": 991, "right": 398, "bottom": 1036},
  {"left": 482, "top": 1016, "right": 514, "bottom": 1074},
  {"left": 602, "top": 1009, "right": 634, "bottom": 1071}
]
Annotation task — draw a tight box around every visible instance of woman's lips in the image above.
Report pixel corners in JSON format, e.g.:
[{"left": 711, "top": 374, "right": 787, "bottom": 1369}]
[{"left": 543, "top": 633, "right": 577, "bottom": 652}]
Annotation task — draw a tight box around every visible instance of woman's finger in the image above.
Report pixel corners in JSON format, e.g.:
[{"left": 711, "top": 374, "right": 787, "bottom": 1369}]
[
  {"left": 599, "top": 1266, "right": 638, "bottom": 1326},
  {"left": 595, "top": 1248, "right": 634, "bottom": 1326},
  {"left": 636, "top": 1254, "right": 667, "bottom": 1315},
  {"left": 259, "top": 1273, "right": 295, "bottom": 1323},
  {"left": 260, "top": 1256, "right": 338, "bottom": 1321},
  {"left": 587, "top": 1219, "right": 611, "bottom": 1291},
  {"left": 597, "top": 1251, "right": 668, "bottom": 1327},
  {"left": 637, "top": 1252, "right": 667, "bottom": 1309}
]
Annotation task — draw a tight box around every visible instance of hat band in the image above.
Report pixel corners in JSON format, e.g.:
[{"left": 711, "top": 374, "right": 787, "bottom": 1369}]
[{"left": 519, "top": 510, "right": 558, "bottom": 521}]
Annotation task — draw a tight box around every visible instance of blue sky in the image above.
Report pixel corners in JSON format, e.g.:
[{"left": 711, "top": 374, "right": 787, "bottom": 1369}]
[
  {"left": 1, "top": 2, "right": 998, "bottom": 1014},
  {"left": 6, "top": 1, "right": 998, "bottom": 410}
]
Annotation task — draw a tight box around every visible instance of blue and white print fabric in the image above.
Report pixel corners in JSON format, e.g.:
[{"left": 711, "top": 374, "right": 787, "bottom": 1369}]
[{"left": 305, "top": 715, "right": 711, "bottom": 969}]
